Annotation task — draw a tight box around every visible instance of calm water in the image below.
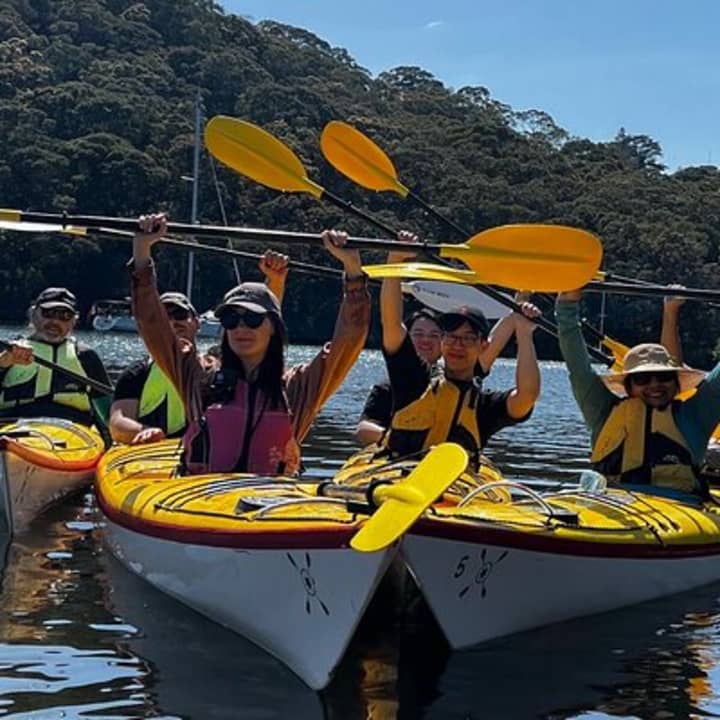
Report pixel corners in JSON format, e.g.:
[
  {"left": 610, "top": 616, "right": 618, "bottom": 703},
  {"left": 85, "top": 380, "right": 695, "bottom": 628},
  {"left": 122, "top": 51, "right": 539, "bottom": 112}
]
[{"left": 2, "top": 328, "right": 720, "bottom": 719}]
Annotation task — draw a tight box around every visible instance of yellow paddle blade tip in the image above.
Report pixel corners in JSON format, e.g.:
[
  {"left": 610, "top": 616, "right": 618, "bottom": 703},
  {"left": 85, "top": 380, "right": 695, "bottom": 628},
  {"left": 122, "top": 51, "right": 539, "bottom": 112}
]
[
  {"left": 205, "top": 115, "right": 324, "bottom": 199},
  {"left": 320, "top": 120, "right": 409, "bottom": 196},
  {"left": 350, "top": 443, "right": 468, "bottom": 553},
  {"left": 0, "top": 209, "right": 21, "bottom": 222},
  {"left": 364, "top": 262, "right": 478, "bottom": 284}
]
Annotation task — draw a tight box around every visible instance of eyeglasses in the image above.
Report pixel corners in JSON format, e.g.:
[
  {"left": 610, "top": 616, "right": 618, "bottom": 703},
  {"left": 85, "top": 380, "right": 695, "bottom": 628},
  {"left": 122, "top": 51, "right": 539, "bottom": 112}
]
[
  {"left": 410, "top": 330, "right": 442, "bottom": 341},
  {"left": 219, "top": 308, "right": 266, "bottom": 330},
  {"left": 165, "top": 306, "right": 193, "bottom": 322},
  {"left": 39, "top": 307, "right": 75, "bottom": 321},
  {"left": 630, "top": 371, "right": 678, "bottom": 386},
  {"left": 442, "top": 332, "right": 479, "bottom": 347}
]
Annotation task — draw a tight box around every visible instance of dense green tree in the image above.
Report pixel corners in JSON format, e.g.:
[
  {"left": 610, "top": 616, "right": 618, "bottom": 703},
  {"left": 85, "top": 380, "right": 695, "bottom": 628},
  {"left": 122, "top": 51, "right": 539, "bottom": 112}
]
[{"left": 0, "top": 0, "right": 719, "bottom": 363}]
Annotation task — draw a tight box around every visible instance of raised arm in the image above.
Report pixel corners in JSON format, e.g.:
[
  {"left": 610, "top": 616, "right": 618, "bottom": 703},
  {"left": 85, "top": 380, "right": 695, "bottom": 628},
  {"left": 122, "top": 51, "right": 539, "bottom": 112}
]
[
  {"left": 556, "top": 290, "right": 617, "bottom": 441},
  {"left": 286, "top": 230, "right": 370, "bottom": 443},
  {"left": 505, "top": 307, "right": 541, "bottom": 419},
  {"left": 661, "top": 288, "right": 686, "bottom": 364},
  {"left": 259, "top": 250, "right": 289, "bottom": 305},
  {"left": 479, "top": 294, "right": 538, "bottom": 374},
  {"left": 381, "top": 231, "right": 417, "bottom": 355},
  {"left": 131, "top": 214, "right": 203, "bottom": 418}
]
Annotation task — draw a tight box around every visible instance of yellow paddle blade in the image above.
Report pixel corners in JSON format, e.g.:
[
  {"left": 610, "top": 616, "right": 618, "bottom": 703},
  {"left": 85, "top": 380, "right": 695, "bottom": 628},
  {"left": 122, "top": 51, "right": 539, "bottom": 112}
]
[
  {"left": 0, "top": 220, "right": 87, "bottom": 236},
  {"left": 601, "top": 336, "right": 629, "bottom": 371},
  {"left": 320, "top": 121, "right": 409, "bottom": 197},
  {"left": 204, "top": 116, "right": 324, "bottom": 199},
  {"left": 441, "top": 224, "right": 602, "bottom": 292},
  {"left": 711, "top": 423, "right": 720, "bottom": 442},
  {"left": 351, "top": 443, "right": 468, "bottom": 553},
  {"left": 364, "top": 262, "right": 479, "bottom": 284}
]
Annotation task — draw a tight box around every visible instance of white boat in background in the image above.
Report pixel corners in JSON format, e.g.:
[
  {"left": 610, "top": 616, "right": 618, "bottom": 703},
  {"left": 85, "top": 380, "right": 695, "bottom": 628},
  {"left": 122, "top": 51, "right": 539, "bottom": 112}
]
[
  {"left": 90, "top": 299, "right": 136, "bottom": 333},
  {"left": 90, "top": 299, "right": 220, "bottom": 339}
]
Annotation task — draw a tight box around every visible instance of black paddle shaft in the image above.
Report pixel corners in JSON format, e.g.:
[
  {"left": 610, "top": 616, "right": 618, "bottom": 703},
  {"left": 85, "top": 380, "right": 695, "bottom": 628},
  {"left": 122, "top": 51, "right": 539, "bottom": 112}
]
[{"left": 0, "top": 339, "right": 113, "bottom": 395}]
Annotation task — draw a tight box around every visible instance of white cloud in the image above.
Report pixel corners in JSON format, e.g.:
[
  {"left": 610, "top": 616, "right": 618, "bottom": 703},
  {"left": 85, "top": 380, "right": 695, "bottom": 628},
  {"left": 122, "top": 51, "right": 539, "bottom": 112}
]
[{"left": 424, "top": 20, "right": 443, "bottom": 29}]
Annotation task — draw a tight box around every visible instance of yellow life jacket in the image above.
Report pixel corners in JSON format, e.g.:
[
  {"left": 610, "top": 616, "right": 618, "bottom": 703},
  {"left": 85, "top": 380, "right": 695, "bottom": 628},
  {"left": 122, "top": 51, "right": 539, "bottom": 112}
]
[
  {"left": 138, "top": 361, "right": 187, "bottom": 437},
  {"left": 591, "top": 397, "right": 699, "bottom": 493},
  {"left": 0, "top": 338, "right": 90, "bottom": 413},
  {"left": 384, "top": 376, "right": 482, "bottom": 462}
]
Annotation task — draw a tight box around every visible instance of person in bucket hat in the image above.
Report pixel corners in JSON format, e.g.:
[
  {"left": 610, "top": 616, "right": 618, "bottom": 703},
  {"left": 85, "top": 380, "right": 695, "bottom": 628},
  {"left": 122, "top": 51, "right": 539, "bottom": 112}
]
[
  {"left": 600, "top": 342, "right": 705, "bottom": 398},
  {"left": 556, "top": 288, "right": 720, "bottom": 497}
]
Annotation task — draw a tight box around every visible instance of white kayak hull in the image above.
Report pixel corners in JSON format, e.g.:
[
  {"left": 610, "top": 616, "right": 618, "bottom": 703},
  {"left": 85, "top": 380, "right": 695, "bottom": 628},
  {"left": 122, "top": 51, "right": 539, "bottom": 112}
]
[
  {"left": 402, "top": 533, "right": 720, "bottom": 650},
  {"left": 102, "top": 517, "right": 393, "bottom": 690},
  {"left": 0, "top": 450, "right": 93, "bottom": 534}
]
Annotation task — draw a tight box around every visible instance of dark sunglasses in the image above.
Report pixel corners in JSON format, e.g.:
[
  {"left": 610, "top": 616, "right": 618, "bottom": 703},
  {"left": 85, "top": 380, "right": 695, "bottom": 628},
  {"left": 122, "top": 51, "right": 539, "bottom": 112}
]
[
  {"left": 165, "top": 306, "right": 193, "bottom": 322},
  {"left": 630, "top": 371, "right": 678, "bottom": 386},
  {"left": 219, "top": 308, "right": 266, "bottom": 330},
  {"left": 39, "top": 307, "right": 75, "bottom": 321}
]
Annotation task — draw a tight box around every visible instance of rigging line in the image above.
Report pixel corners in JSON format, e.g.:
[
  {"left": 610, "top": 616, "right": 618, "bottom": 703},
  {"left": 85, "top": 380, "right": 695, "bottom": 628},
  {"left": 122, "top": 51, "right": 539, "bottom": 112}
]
[{"left": 209, "top": 154, "right": 242, "bottom": 284}]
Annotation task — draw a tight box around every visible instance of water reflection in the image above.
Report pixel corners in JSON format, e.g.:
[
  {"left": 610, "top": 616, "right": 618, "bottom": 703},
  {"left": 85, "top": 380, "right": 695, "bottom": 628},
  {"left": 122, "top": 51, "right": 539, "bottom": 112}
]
[
  {"left": 98, "top": 552, "right": 324, "bottom": 720},
  {"left": 404, "top": 583, "right": 720, "bottom": 720}
]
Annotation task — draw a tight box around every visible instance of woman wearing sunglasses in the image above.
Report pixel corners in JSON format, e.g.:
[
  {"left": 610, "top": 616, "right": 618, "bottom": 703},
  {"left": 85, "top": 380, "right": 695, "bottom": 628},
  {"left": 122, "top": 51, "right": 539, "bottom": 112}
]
[
  {"left": 0, "top": 287, "right": 112, "bottom": 425},
  {"left": 130, "top": 213, "right": 369, "bottom": 476},
  {"left": 556, "top": 288, "right": 720, "bottom": 497},
  {"left": 110, "top": 253, "right": 288, "bottom": 446}
]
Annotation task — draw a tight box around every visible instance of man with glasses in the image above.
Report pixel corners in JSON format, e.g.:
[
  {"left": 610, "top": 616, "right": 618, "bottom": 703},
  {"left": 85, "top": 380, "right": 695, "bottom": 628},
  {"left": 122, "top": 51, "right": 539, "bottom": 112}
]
[
  {"left": 0, "top": 287, "right": 112, "bottom": 425},
  {"left": 110, "top": 252, "right": 288, "bottom": 445},
  {"left": 356, "top": 232, "right": 538, "bottom": 447},
  {"left": 557, "top": 289, "right": 720, "bottom": 496},
  {"left": 377, "top": 246, "right": 541, "bottom": 465}
]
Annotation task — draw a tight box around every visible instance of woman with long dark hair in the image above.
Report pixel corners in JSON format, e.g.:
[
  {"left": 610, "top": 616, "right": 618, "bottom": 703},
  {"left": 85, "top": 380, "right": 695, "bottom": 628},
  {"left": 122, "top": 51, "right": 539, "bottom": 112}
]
[{"left": 130, "top": 214, "right": 369, "bottom": 476}]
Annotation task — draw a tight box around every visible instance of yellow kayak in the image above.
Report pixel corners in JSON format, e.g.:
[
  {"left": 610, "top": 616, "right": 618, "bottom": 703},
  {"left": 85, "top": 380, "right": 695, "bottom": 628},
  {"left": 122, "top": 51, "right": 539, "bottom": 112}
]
[
  {"left": 0, "top": 417, "right": 105, "bottom": 533},
  {"left": 402, "top": 481, "right": 720, "bottom": 651},
  {"left": 95, "top": 441, "right": 395, "bottom": 690}
]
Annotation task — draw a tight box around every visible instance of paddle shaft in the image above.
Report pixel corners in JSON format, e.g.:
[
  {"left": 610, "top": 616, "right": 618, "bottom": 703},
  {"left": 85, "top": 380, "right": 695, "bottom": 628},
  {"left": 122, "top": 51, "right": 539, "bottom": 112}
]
[
  {"left": 585, "top": 281, "right": 720, "bottom": 301},
  {"left": 395, "top": 196, "right": 613, "bottom": 364},
  {"left": 89, "top": 227, "right": 345, "bottom": 281},
  {"left": 1, "top": 209, "right": 481, "bottom": 253},
  {"left": 0, "top": 340, "right": 113, "bottom": 395}
]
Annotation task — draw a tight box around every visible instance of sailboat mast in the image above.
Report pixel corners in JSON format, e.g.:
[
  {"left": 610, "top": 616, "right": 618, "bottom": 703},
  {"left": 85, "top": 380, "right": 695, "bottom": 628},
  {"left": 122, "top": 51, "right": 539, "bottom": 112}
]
[{"left": 186, "top": 94, "right": 202, "bottom": 298}]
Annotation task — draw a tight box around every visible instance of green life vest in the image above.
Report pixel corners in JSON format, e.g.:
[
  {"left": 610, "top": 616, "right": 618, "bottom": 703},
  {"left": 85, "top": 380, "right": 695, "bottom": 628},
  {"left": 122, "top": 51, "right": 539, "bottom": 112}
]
[
  {"left": 384, "top": 376, "right": 482, "bottom": 463},
  {"left": 138, "top": 361, "right": 187, "bottom": 437},
  {"left": 591, "top": 397, "right": 699, "bottom": 493},
  {"left": 0, "top": 338, "right": 90, "bottom": 413}
]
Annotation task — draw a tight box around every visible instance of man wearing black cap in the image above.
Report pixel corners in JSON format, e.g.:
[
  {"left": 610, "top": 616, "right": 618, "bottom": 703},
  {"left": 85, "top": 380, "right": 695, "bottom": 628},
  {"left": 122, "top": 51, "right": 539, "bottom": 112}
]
[
  {"left": 378, "top": 259, "right": 541, "bottom": 464},
  {"left": 0, "top": 287, "right": 111, "bottom": 425},
  {"left": 110, "top": 291, "right": 204, "bottom": 444},
  {"left": 110, "top": 252, "right": 288, "bottom": 444}
]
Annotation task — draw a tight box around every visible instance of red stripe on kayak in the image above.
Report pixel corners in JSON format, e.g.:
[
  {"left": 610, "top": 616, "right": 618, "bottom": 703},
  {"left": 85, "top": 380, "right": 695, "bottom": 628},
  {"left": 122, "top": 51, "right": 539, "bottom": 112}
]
[
  {"left": 96, "top": 489, "right": 360, "bottom": 549},
  {"left": 0, "top": 437, "right": 101, "bottom": 472},
  {"left": 409, "top": 517, "right": 720, "bottom": 559}
]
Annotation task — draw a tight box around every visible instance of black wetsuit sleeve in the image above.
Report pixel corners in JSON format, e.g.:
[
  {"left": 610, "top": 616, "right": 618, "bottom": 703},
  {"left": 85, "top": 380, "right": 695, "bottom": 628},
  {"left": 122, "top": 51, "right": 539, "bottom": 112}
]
[
  {"left": 383, "top": 334, "right": 431, "bottom": 412},
  {"left": 360, "top": 382, "right": 393, "bottom": 427}
]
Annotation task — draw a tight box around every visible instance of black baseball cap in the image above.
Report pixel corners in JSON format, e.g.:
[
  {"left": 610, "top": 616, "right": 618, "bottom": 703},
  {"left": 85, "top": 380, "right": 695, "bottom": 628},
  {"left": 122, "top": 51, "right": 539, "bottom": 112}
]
[
  {"left": 438, "top": 306, "right": 490, "bottom": 337},
  {"left": 160, "top": 291, "right": 198, "bottom": 316},
  {"left": 33, "top": 287, "right": 78, "bottom": 313},
  {"left": 214, "top": 282, "right": 282, "bottom": 318}
]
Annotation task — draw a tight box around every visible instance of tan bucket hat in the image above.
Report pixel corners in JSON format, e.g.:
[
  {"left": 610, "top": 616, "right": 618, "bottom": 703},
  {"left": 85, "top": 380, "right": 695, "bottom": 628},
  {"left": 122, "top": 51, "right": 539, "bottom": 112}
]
[{"left": 601, "top": 343, "right": 706, "bottom": 396}]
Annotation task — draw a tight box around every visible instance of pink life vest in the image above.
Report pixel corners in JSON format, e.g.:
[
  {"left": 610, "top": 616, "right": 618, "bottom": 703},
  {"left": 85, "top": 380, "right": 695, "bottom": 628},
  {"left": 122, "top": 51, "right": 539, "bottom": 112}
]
[{"left": 183, "top": 378, "right": 293, "bottom": 475}]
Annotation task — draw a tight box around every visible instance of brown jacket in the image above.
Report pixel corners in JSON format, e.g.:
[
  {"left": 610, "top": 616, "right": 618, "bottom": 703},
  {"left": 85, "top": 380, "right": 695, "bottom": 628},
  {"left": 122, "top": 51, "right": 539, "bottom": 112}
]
[{"left": 130, "top": 262, "right": 369, "bottom": 443}]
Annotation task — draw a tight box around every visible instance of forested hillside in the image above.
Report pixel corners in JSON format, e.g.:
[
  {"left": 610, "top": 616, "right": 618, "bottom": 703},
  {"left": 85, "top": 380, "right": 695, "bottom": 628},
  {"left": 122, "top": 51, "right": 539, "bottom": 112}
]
[{"left": 2, "top": 0, "right": 720, "bottom": 361}]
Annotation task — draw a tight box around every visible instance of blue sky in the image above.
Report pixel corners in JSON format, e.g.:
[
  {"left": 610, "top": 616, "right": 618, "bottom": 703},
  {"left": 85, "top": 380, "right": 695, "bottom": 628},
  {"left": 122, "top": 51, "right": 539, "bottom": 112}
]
[{"left": 223, "top": 1, "right": 720, "bottom": 170}]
